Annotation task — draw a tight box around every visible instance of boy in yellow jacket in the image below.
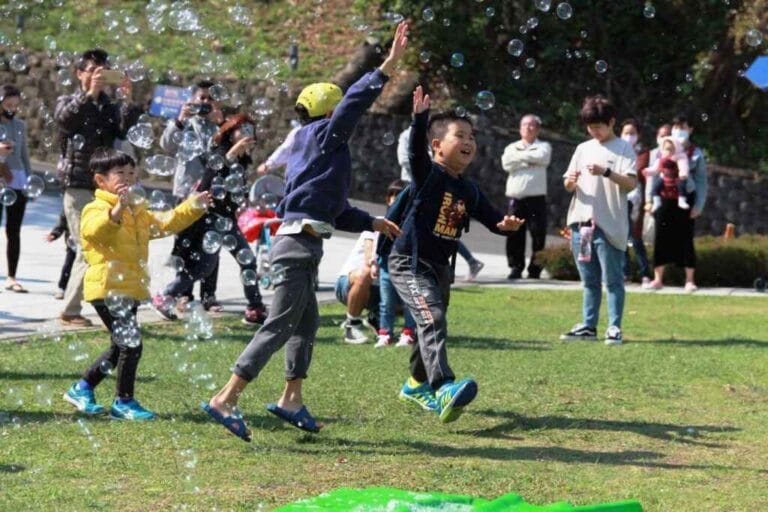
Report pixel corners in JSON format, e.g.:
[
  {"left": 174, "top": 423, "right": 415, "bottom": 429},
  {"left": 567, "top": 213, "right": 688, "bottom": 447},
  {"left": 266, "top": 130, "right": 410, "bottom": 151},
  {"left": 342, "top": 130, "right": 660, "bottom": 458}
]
[{"left": 63, "top": 148, "right": 211, "bottom": 420}]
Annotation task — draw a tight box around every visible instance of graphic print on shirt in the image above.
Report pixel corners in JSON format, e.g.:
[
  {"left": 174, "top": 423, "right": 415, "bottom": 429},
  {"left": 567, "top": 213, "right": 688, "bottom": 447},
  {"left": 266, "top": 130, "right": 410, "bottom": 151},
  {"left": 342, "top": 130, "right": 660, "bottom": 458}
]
[{"left": 432, "top": 191, "right": 467, "bottom": 239}]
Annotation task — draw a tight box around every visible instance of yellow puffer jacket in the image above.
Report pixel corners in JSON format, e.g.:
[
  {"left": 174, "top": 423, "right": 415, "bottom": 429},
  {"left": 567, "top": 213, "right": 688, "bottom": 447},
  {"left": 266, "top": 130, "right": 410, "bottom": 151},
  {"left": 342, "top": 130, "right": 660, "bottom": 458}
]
[{"left": 81, "top": 189, "right": 205, "bottom": 302}]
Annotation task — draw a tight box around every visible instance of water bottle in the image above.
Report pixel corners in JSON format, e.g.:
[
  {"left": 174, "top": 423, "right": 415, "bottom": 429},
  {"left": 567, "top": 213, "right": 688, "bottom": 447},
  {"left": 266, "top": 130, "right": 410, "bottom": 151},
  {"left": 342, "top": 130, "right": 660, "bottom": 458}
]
[{"left": 578, "top": 226, "right": 594, "bottom": 262}]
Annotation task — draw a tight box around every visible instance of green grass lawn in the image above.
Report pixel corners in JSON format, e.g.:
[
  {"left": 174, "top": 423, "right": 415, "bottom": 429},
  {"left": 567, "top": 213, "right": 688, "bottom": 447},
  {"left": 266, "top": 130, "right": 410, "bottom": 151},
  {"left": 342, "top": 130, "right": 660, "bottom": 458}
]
[{"left": 1, "top": 289, "right": 767, "bottom": 511}]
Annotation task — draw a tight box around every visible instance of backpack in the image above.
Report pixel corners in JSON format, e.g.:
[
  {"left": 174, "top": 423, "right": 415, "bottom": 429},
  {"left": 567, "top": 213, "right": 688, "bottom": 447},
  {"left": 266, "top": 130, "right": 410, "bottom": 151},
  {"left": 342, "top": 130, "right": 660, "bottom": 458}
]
[{"left": 376, "top": 169, "right": 480, "bottom": 279}]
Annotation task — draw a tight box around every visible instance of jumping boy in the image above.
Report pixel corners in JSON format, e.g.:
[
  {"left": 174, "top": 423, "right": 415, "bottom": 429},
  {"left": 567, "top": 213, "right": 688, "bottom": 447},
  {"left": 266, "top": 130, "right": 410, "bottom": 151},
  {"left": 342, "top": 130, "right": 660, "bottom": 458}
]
[
  {"left": 390, "top": 87, "right": 524, "bottom": 423},
  {"left": 202, "top": 22, "right": 408, "bottom": 441}
]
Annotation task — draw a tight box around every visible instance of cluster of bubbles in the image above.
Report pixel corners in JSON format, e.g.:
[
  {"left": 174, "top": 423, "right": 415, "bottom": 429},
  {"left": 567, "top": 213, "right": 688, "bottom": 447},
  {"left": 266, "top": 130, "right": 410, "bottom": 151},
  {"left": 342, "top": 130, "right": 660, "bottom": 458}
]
[
  {"left": 183, "top": 301, "right": 213, "bottom": 340},
  {"left": 105, "top": 292, "right": 142, "bottom": 348},
  {"left": 77, "top": 418, "right": 102, "bottom": 451},
  {"left": 127, "top": 120, "right": 155, "bottom": 150}
]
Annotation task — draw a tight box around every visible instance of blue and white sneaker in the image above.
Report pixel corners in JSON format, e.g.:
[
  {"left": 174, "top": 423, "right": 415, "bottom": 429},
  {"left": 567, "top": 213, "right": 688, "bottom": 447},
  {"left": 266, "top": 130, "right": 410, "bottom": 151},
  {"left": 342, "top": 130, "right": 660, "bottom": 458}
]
[
  {"left": 110, "top": 398, "right": 156, "bottom": 421},
  {"left": 63, "top": 383, "right": 105, "bottom": 415},
  {"left": 435, "top": 378, "right": 478, "bottom": 424},
  {"left": 399, "top": 380, "right": 438, "bottom": 412}
]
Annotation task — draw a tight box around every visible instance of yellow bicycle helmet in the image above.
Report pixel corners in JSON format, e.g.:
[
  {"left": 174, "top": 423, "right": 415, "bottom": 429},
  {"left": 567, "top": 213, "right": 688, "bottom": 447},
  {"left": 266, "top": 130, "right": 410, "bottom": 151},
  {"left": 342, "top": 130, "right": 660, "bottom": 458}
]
[{"left": 296, "top": 82, "right": 343, "bottom": 118}]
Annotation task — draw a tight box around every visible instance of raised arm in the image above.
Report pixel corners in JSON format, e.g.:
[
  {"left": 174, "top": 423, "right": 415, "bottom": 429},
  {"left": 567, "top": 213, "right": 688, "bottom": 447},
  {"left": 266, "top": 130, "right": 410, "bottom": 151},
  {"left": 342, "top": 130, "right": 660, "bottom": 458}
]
[
  {"left": 334, "top": 202, "right": 375, "bottom": 233},
  {"left": 147, "top": 193, "right": 210, "bottom": 239},
  {"left": 409, "top": 86, "right": 432, "bottom": 187}
]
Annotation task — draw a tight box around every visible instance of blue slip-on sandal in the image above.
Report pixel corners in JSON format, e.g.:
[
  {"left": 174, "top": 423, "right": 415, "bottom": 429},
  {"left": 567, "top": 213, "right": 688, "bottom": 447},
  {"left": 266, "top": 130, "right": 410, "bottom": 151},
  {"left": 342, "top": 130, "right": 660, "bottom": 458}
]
[
  {"left": 265, "top": 403, "right": 321, "bottom": 433},
  {"left": 201, "top": 401, "right": 252, "bottom": 442}
]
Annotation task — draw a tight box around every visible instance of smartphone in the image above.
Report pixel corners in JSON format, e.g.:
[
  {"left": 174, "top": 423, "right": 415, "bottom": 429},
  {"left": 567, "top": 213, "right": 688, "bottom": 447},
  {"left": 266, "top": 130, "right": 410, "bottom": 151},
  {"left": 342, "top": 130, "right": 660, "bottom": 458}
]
[
  {"left": 240, "top": 123, "right": 254, "bottom": 138},
  {"left": 100, "top": 69, "right": 124, "bottom": 85}
]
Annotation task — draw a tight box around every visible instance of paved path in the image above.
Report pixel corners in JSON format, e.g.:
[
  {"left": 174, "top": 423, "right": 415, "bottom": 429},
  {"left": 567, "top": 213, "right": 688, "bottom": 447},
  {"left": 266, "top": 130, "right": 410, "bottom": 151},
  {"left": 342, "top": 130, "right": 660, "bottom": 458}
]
[{"left": 1, "top": 186, "right": 764, "bottom": 342}]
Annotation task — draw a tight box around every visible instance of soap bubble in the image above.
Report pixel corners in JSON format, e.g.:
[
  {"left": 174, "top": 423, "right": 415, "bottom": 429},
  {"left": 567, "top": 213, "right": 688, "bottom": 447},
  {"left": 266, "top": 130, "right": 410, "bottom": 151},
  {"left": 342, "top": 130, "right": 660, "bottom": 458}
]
[
  {"left": 535, "top": 0, "right": 552, "bottom": 11},
  {"left": 241, "top": 269, "right": 258, "bottom": 286},
  {"left": 222, "top": 234, "right": 237, "bottom": 251},
  {"left": 9, "top": 54, "right": 28, "bottom": 73},
  {"left": 23, "top": 175, "right": 45, "bottom": 198},
  {"left": 474, "top": 91, "right": 495, "bottom": 111},
  {"left": 643, "top": 3, "right": 656, "bottom": 18},
  {"left": 127, "top": 123, "right": 154, "bottom": 149},
  {"left": 745, "top": 29, "right": 763, "bottom": 47},
  {"left": 149, "top": 189, "right": 171, "bottom": 210},
  {"left": 72, "top": 134, "right": 85, "bottom": 150},
  {"left": 145, "top": 154, "right": 176, "bottom": 177},
  {"left": 422, "top": 7, "right": 435, "bottom": 22},
  {"left": 207, "top": 153, "right": 226, "bottom": 171},
  {"left": 527, "top": 17, "right": 539, "bottom": 29},
  {"left": 270, "top": 263, "right": 287, "bottom": 285},
  {"left": 1, "top": 188, "right": 17, "bottom": 206},
  {"left": 419, "top": 51, "right": 431, "bottom": 63},
  {"left": 519, "top": 24, "right": 529, "bottom": 35},
  {"left": 224, "top": 174, "right": 242, "bottom": 193},
  {"left": 507, "top": 39, "right": 524, "bottom": 57},
  {"left": 167, "top": 1, "right": 201, "bottom": 32},
  {"left": 236, "top": 248, "right": 255, "bottom": 265},
  {"left": 701, "top": 113, "right": 709, "bottom": 122},
  {"left": 252, "top": 97, "right": 274, "bottom": 117},
  {"left": 450, "top": 53, "right": 465, "bottom": 68},
  {"left": 525, "top": 57, "right": 536, "bottom": 69},
  {"left": 99, "top": 360, "right": 113, "bottom": 375},
  {"left": 228, "top": 4, "right": 252, "bottom": 26},
  {"left": 211, "top": 176, "right": 227, "bottom": 200},
  {"left": 442, "top": 18, "right": 451, "bottom": 27},
  {"left": 127, "top": 184, "right": 147, "bottom": 206},
  {"left": 595, "top": 60, "right": 608, "bottom": 73},
  {"left": 511, "top": 68, "right": 522, "bottom": 80},
  {"left": 556, "top": 2, "right": 573, "bottom": 20},
  {"left": 167, "top": 255, "right": 185, "bottom": 273},
  {"left": 208, "top": 84, "right": 229, "bottom": 102},
  {"left": 382, "top": 131, "right": 395, "bottom": 146},
  {"left": 214, "top": 216, "right": 233, "bottom": 233},
  {"left": 56, "top": 69, "right": 73, "bottom": 87},
  {"left": 485, "top": 7, "right": 495, "bottom": 17},
  {"left": 202, "top": 231, "right": 222, "bottom": 254}
]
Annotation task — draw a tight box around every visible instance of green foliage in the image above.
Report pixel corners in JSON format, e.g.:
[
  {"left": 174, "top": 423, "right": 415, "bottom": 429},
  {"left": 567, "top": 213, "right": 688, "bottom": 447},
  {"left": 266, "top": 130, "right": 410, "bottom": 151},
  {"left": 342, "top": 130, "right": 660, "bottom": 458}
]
[
  {"left": 379, "top": 0, "right": 768, "bottom": 170},
  {"left": 538, "top": 235, "right": 768, "bottom": 287}
]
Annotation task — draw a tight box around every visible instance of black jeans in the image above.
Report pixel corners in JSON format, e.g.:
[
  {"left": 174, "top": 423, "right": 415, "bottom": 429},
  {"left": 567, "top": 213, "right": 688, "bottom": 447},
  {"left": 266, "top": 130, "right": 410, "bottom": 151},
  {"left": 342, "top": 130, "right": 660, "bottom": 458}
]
[
  {"left": 505, "top": 195, "right": 547, "bottom": 276},
  {"left": 58, "top": 246, "right": 76, "bottom": 290},
  {"left": 82, "top": 302, "right": 142, "bottom": 399},
  {"left": 0, "top": 190, "right": 27, "bottom": 278},
  {"left": 172, "top": 230, "right": 219, "bottom": 303}
]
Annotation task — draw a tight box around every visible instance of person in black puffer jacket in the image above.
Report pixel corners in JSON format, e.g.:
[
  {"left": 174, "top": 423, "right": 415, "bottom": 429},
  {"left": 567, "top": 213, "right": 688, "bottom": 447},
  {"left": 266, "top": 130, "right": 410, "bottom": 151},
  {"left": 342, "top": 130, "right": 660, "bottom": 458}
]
[
  {"left": 153, "top": 114, "right": 267, "bottom": 326},
  {"left": 54, "top": 48, "right": 140, "bottom": 327}
]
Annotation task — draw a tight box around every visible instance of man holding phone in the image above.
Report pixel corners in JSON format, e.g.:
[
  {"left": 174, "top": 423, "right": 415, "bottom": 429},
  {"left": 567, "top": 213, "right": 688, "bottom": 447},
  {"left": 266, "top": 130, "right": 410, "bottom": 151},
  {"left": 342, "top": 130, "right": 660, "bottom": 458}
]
[
  {"left": 54, "top": 48, "right": 141, "bottom": 327},
  {"left": 158, "top": 80, "right": 225, "bottom": 314}
]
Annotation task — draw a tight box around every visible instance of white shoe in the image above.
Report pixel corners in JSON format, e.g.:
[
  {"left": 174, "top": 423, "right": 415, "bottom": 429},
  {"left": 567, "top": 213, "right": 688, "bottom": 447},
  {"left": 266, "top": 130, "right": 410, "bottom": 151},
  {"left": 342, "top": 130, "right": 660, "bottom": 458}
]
[
  {"left": 344, "top": 322, "right": 369, "bottom": 344},
  {"left": 604, "top": 325, "right": 623, "bottom": 346},
  {"left": 395, "top": 330, "right": 416, "bottom": 347},
  {"left": 677, "top": 196, "right": 690, "bottom": 210},
  {"left": 684, "top": 282, "right": 698, "bottom": 293},
  {"left": 374, "top": 333, "right": 392, "bottom": 348},
  {"left": 641, "top": 277, "right": 651, "bottom": 287}
]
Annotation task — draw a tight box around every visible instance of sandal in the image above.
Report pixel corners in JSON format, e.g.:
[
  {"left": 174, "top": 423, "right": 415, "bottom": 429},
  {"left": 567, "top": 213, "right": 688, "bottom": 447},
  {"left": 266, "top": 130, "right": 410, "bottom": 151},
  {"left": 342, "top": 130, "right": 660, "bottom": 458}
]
[
  {"left": 201, "top": 402, "right": 252, "bottom": 442},
  {"left": 204, "top": 301, "right": 224, "bottom": 313},
  {"left": 5, "top": 283, "right": 28, "bottom": 293},
  {"left": 266, "top": 403, "right": 321, "bottom": 433}
]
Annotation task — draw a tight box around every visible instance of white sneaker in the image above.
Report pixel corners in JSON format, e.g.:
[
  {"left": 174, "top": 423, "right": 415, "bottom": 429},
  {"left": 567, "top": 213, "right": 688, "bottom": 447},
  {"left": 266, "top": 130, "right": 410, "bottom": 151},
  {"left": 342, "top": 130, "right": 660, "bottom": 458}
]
[
  {"left": 677, "top": 196, "right": 690, "bottom": 210},
  {"left": 395, "top": 330, "right": 416, "bottom": 347},
  {"left": 684, "top": 282, "right": 698, "bottom": 293},
  {"left": 604, "top": 325, "right": 623, "bottom": 346},
  {"left": 641, "top": 277, "right": 651, "bottom": 287},
  {"left": 374, "top": 333, "right": 392, "bottom": 348},
  {"left": 344, "top": 322, "right": 369, "bottom": 344}
]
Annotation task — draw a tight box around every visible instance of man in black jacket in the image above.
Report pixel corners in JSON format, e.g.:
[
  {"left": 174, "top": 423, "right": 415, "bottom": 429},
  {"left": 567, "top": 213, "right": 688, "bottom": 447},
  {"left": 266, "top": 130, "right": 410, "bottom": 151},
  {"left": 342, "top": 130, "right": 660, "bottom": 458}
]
[{"left": 55, "top": 48, "right": 139, "bottom": 326}]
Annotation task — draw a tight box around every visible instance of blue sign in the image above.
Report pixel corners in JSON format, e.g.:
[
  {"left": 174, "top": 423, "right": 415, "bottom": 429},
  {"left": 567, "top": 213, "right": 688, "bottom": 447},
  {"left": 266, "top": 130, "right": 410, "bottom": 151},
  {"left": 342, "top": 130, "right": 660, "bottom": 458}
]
[
  {"left": 744, "top": 56, "right": 768, "bottom": 91},
  {"left": 149, "top": 85, "right": 192, "bottom": 119}
]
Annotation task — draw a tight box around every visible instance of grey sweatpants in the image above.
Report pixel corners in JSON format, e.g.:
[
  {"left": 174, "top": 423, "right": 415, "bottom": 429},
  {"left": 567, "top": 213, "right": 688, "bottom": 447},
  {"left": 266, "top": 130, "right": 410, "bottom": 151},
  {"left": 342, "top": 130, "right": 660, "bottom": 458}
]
[
  {"left": 388, "top": 252, "right": 455, "bottom": 389},
  {"left": 234, "top": 233, "right": 323, "bottom": 382},
  {"left": 62, "top": 188, "right": 94, "bottom": 316}
]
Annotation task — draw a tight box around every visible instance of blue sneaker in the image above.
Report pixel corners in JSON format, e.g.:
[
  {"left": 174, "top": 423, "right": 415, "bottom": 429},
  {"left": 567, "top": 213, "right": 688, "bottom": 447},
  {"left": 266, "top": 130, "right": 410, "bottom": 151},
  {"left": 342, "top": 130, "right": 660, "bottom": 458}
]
[
  {"left": 63, "top": 383, "right": 105, "bottom": 415},
  {"left": 399, "top": 379, "right": 438, "bottom": 412},
  {"left": 435, "top": 378, "right": 478, "bottom": 424},
  {"left": 110, "top": 398, "right": 156, "bottom": 421}
]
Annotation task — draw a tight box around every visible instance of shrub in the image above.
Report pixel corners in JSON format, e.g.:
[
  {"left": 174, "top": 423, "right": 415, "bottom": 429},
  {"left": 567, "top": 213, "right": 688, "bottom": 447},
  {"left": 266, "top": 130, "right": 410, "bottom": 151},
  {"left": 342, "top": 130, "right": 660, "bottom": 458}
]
[{"left": 538, "top": 236, "right": 768, "bottom": 288}]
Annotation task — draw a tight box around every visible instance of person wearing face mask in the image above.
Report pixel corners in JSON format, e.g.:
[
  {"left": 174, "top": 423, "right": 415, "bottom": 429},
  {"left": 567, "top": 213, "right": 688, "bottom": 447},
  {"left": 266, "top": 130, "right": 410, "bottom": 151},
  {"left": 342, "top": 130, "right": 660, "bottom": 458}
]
[
  {"left": 618, "top": 119, "right": 651, "bottom": 285},
  {"left": 644, "top": 115, "right": 707, "bottom": 292},
  {"left": 0, "top": 84, "right": 32, "bottom": 293}
]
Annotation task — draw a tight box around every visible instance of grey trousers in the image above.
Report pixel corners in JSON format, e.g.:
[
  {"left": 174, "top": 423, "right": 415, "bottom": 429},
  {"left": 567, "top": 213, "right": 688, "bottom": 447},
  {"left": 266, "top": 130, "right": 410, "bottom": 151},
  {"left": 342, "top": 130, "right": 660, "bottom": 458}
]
[
  {"left": 388, "top": 252, "right": 455, "bottom": 389},
  {"left": 234, "top": 233, "right": 323, "bottom": 382},
  {"left": 61, "top": 188, "right": 94, "bottom": 316}
]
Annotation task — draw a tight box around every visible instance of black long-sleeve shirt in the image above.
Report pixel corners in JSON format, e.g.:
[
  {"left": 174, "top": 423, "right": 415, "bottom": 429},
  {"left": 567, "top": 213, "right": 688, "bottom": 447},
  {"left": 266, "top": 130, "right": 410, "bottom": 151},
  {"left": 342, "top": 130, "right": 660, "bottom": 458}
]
[{"left": 392, "top": 110, "right": 505, "bottom": 266}]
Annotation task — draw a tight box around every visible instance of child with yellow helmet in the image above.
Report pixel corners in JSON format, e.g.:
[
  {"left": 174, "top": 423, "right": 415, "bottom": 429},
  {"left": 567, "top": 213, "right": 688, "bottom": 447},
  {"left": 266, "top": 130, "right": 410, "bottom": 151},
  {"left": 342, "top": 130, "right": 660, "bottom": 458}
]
[{"left": 202, "top": 22, "right": 409, "bottom": 441}]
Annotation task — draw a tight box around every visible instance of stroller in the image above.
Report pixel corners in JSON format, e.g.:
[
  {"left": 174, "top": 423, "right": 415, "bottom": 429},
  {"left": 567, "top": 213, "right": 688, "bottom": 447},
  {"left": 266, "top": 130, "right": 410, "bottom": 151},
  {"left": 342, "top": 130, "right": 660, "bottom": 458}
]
[{"left": 238, "top": 174, "right": 284, "bottom": 289}]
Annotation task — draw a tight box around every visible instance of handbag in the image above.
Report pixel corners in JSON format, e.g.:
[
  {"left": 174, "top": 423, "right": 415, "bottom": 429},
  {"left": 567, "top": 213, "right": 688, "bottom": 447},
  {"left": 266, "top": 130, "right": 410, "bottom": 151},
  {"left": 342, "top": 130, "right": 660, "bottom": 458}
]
[{"left": 642, "top": 213, "right": 655, "bottom": 245}]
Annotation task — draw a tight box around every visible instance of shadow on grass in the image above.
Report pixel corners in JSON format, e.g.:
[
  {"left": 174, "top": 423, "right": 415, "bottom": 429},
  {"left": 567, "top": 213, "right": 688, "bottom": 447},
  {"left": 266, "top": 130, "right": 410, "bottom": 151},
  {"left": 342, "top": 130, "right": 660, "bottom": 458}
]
[
  {"left": 470, "top": 410, "right": 740, "bottom": 448},
  {"left": 0, "top": 371, "right": 156, "bottom": 382},
  {"left": 644, "top": 338, "right": 768, "bottom": 348},
  {"left": 0, "top": 464, "right": 25, "bottom": 473}
]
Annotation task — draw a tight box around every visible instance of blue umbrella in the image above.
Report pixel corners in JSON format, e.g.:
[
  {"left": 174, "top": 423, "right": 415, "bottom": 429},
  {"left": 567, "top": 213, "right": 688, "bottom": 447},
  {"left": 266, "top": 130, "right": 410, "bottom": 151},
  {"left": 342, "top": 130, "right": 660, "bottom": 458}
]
[{"left": 744, "top": 55, "right": 768, "bottom": 90}]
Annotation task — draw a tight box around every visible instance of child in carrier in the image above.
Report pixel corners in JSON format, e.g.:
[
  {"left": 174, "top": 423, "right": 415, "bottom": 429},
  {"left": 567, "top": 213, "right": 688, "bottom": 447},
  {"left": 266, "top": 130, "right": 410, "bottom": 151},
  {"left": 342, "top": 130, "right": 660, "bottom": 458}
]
[{"left": 648, "top": 136, "right": 690, "bottom": 212}]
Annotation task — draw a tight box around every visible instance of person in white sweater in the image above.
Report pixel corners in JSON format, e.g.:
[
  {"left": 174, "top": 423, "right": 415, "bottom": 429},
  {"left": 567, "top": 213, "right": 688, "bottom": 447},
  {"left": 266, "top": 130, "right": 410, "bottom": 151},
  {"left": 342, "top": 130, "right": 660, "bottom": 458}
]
[{"left": 500, "top": 114, "right": 552, "bottom": 279}]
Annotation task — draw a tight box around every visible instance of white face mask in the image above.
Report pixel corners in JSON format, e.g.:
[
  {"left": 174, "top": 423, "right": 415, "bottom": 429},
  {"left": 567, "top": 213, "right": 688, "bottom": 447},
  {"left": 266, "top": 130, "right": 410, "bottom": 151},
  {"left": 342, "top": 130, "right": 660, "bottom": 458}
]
[
  {"left": 671, "top": 128, "right": 689, "bottom": 142},
  {"left": 656, "top": 137, "right": 665, "bottom": 148},
  {"left": 622, "top": 134, "right": 638, "bottom": 147}
]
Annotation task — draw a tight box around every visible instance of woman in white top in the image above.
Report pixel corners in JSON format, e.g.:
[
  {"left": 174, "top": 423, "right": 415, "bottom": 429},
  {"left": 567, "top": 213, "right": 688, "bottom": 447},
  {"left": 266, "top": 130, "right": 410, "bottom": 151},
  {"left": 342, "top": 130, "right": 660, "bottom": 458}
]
[
  {"left": 560, "top": 96, "right": 637, "bottom": 346},
  {"left": 0, "top": 85, "right": 32, "bottom": 293}
]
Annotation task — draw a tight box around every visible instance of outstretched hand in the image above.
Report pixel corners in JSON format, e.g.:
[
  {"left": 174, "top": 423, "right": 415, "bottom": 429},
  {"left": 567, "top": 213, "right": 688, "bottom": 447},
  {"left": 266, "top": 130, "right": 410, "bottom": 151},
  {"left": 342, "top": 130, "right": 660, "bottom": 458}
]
[
  {"left": 372, "top": 217, "right": 401, "bottom": 240},
  {"left": 497, "top": 215, "right": 525, "bottom": 232},
  {"left": 412, "top": 85, "right": 430, "bottom": 114},
  {"left": 379, "top": 21, "right": 409, "bottom": 76}
]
